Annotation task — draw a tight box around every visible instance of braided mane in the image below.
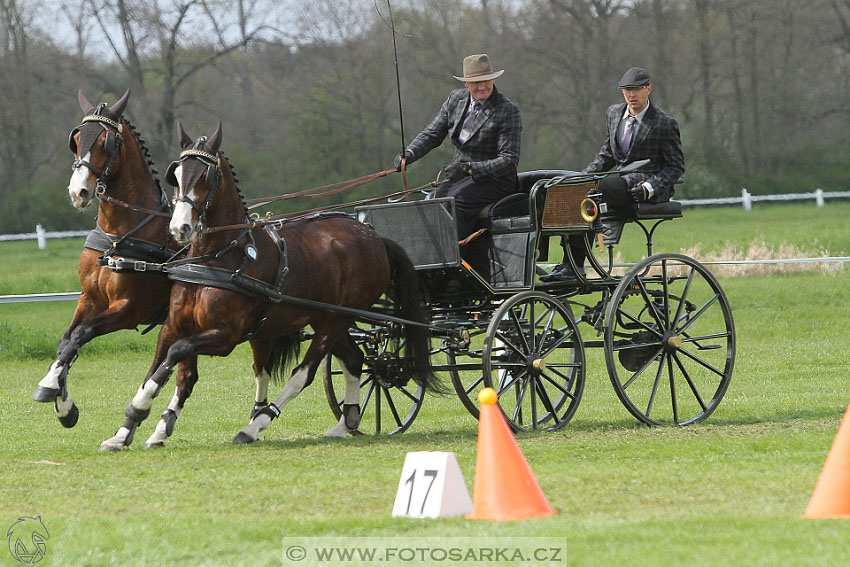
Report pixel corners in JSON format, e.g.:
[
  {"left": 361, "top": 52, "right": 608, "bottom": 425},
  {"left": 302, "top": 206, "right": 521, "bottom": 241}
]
[
  {"left": 124, "top": 118, "right": 170, "bottom": 209},
  {"left": 217, "top": 151, "right": 248, "bottom": 219}
]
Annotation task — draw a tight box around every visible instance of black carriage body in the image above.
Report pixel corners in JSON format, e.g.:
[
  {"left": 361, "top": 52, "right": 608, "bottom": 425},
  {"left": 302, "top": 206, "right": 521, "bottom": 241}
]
[{"left": 330, "top": 171, "right": 735, "bottom": 434}]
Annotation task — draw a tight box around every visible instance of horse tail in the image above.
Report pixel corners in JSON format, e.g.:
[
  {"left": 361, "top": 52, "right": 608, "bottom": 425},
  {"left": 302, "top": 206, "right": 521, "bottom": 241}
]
[
  {"left": 382, "top": 237, "right": 445, "bottom": 394},
  {"left": 267, "top": 333, "right": 302, "bottom": 384}
]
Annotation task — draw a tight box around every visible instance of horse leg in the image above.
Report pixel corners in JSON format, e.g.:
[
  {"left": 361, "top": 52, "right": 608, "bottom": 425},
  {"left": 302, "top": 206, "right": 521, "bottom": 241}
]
[
  {"left": 232, "top": 335, "right": 332, "bottom": 444},
  {"left": 324, "top": 333, "right": 365, "bottom": 438},
  {"left": 251, "top": 370, "right": 272, "bottom": 419},
  {"left": 247, "top": 342, "right": 273, "bottom": 419},
  {"left": 144, "top": 357, "right": 198, "bottom": 448},
  {"left": 33, "top": 299, "right": 143, "bottom": 428}
]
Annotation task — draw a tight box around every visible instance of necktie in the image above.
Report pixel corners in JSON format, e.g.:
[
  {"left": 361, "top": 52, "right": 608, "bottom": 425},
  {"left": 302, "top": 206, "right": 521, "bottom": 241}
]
[
  {"left": 620, "top": 116, "right": 637, "bottom": 155},
  {"left": 459, "top": 101, "right": 481, "bottom": 144}
]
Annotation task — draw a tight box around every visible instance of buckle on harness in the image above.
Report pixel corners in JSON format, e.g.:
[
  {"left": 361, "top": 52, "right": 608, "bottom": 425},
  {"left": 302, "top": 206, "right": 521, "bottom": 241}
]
[{"left": 134, "top": 260, "right": 147, "bottom": 272}]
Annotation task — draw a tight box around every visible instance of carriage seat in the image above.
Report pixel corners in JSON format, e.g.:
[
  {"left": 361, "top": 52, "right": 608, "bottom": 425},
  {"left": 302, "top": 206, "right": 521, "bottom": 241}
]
[
  {"left": 636, "top": 199, "right": 682, "bottom": 219},
  {"left": 486, "top": 170, "right": 579, "bottom": 233}
]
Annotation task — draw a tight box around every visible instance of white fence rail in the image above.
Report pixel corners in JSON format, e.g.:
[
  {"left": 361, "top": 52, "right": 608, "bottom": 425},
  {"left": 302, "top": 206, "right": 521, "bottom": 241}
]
[
  {"left": 679, "top": 188, "right": 850, "bottom": 210},
  {"left": 0, "top": 224, "right": 88, "bottom": 249}
]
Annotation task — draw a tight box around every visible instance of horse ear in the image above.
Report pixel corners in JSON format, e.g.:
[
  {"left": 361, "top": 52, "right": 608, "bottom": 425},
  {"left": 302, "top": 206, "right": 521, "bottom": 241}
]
[
  {"left": 78, "top": 89, "right": 94, "bottom": 113},
  {"left": 177, "top": 120, "right": 193, "bottom": 149},
  {"left": 108, "top": 88, "right": 130, "bottom": 118},
  {"left": 206, "top": 121, "right": 222, "bottom": 154}
]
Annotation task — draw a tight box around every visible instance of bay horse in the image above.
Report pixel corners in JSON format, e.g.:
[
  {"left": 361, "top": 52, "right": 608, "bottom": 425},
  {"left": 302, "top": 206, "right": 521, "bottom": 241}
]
[
  {"left": 98, "top": 121, "right": 440, "bottom": 451},
  {"left": 32, "top": 90, "right": 183, "bottom": 427}
]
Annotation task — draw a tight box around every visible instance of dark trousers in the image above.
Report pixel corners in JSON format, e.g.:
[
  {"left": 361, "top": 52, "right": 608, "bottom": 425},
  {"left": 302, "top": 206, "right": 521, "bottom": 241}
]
[
  {"left": 435, "top": 175, "right": 518, "bottom": 240},
  {"left": 435, "top": 174, "right": 518, "bottom": 274},
  {"left": 563, "top": 176, "right": 633, "bottom": 265}
]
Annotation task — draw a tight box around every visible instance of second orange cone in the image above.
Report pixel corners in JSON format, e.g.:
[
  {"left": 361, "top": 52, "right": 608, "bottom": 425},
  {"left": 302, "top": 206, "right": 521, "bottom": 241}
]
[
  {"left": 803, "top": 395, "right": 850, "bottom": 519},
  {"left": 466, "top": 388, "right": 557, "bottom": 521}
]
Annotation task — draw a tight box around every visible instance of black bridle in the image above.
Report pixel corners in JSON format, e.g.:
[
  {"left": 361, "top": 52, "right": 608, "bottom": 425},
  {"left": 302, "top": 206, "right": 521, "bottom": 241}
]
[
  {"left": 165, "top": 139, "right": 223, "bottom": 235},
  {"left": 69, "top": 105, "right": 124, "bottom": 196}
]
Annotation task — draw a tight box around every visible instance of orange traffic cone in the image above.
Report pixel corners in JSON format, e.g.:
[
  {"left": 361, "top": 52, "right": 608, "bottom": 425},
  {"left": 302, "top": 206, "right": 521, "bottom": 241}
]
[
  {"left": 466, "top": 388, "right": 557, "bottom": 521},
  {"left": 803, "top": 397, "right": 850, "bottom": 519}
]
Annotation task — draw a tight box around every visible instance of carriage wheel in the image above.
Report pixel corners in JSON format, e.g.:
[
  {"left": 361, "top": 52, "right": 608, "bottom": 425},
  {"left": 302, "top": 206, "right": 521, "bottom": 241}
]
[
  {"left": 481, "top": 291, "right": 585, "bottom": 432},
  {"left": 323, "top": 323, "right": 425, "bottom": 435},
  {"left": 603, "top": 253, "right": 735, "bottom": 426}
]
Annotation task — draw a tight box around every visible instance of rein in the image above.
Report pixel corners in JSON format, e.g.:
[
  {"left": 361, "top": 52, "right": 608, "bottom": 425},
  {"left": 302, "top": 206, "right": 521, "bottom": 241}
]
[
  {"left": 245, "top": 168, "right": 398, "bottom": 209},
  {"left": 203, "top": 178, "right": 438, "bottom": 234}
]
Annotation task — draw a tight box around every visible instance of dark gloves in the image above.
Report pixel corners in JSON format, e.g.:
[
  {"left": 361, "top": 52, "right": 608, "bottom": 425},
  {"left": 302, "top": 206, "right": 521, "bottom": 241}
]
[
  {"left": 629, "top": 182, "right": 652, "bottom": 202},
  {"left": 444, "top": 162, "right": 471, "bottom": 182},
  {"left": 394, "top": 150, "right": 413, "bottom": 171}
]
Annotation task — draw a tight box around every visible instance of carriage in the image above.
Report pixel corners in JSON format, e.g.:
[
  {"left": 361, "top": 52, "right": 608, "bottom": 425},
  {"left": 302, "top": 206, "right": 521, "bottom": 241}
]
[
  {"left": 44, "top": 99, "right": 734, "bottom": 448},
  {"left": 322, "top": 169, "right": 736, "bottom": 434}
]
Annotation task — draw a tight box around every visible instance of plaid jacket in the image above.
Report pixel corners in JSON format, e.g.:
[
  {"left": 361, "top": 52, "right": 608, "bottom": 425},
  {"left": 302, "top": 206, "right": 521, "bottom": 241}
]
[
  {"left": 405, "top": 86, "right": 521, "bottom": 182},
  {"left": 584, "top": 102, "right": 685, "bottom": 202}
]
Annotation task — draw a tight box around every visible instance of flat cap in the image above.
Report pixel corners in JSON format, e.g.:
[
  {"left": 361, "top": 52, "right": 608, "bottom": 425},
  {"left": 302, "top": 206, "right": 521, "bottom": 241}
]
[{"left": 618, "top": 67, "right": 651, "bottom": 88}]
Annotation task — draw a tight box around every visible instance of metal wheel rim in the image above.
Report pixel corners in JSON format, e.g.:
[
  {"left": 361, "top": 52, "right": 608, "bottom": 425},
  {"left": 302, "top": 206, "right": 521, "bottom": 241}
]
[
  {"left": 603, "top": 253, "right": 736, "bottom": 426},
  {"left": 483, "top": 291, "right": 586, "bottom": 432}
]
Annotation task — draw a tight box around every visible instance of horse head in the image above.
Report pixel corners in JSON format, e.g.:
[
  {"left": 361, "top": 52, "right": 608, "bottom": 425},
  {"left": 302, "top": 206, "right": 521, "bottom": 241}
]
[
  {"left": 68, "top": 89, "right": 130, "bottom": 208},
  {"left": 166, "top": 120, "right": 224, "bottom": 244}
]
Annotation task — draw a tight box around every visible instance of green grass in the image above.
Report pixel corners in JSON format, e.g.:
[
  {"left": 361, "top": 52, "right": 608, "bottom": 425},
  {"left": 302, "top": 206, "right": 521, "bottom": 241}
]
[{"left": 2, "top": 203, "right": 850, "bottom": 566}]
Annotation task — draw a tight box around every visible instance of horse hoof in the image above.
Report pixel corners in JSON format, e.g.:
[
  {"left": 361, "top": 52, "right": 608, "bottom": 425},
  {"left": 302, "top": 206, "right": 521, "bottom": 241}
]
[
  {"left": 232, "top": 432, "right": 256, "bottom": 445},
  {"left": 57, "top": 403, "right": 79, "bottom": 429},
  {"left": 145, "top": 441, "right": 164, "bottom": 449},
  {"left": 32, "top": 386, "right": 59, "bottom": 403}
]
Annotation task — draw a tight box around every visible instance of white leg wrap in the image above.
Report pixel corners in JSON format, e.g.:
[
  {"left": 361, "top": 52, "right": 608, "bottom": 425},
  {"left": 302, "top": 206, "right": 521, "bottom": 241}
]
[
  {"left": 342, "top": 364, "right": 360, "bottom": 405},
  {"left": 255, "top": 370, "right": 271, "bottom": 404},
  {"left": 131, "top": 379, "right": 160, "bottom": 412},
  {"left": 38, "top": 361, "right": 64, "bottom": 391},
  {"left": 325, "top": 358, "right": 360, "bottom": 438},
  {"left": 236, "top": 367, "right": 311, "bottom": 442},
  {"left": 145, "top": 392, "right": 182, "bottom": 447},
  {"left": 55, "top": 396, "right": 75, "bottom": 418}
]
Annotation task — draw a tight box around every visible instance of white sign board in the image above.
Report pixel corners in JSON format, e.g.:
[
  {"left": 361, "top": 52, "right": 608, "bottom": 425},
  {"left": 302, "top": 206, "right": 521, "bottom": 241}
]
[{"left": 391, "top": 451, "right": 472, "bottom": 518}]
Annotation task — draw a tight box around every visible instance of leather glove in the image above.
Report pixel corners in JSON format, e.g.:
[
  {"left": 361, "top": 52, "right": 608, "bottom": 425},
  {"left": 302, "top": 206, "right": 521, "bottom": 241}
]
[
  {"left": 394, "top": 150, "right": 413, "bottom": 171},
  {"left": 629, "top": 182, "right": 651, "bottom": 202},
  {"left": 444, "top": 162, "right": 470, "bottom": 182}
]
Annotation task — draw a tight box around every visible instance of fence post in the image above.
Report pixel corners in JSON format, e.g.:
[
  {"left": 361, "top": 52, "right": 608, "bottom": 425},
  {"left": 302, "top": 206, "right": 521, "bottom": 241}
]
[
  {"left": 36, "top": 224, "right": 47, "bottom": 250},
  {"left": 815, "top": 188, "right": 824, "bottom": 207},
  {"left": 741, "top": 188, "right": 752, "bottom": 211}
]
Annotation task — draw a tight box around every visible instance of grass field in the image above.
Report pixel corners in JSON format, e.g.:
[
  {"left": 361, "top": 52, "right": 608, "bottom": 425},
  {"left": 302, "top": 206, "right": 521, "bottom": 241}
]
[{"left": 2, "top": 203, "right": 850, "bottom": 566}]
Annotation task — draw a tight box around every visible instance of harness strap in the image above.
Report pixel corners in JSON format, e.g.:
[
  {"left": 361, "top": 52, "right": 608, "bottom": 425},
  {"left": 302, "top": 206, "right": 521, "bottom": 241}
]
[
  {"left": 84, "top": 226, "right": 183, "bottom": 272},
  {"left": 240, "top": 226, "right": 290, "bottom": 341}
]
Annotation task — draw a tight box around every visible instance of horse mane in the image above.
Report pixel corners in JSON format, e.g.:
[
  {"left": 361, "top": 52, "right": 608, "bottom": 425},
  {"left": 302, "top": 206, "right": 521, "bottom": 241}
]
[
  {"left": 123, "top": 118, "right": 170, "bottom": 208},
  {"left": 217, "top": 151, "right": 248, "bottom": 219}
]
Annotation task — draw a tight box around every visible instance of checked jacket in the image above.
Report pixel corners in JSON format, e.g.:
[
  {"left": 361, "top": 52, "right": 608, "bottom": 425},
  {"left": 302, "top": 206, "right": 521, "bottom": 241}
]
[
  {"left": 405, "top": 86, "right": 521, "bottom": 183},
  {"left": 584, "top": 101, "right": 685, "bottom": 202}
]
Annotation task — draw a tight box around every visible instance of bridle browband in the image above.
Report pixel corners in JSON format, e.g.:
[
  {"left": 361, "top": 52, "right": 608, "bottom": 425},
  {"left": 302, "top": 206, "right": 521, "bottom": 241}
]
[{"left": 69, "top": 105, "right": 124, "bottom": 196}]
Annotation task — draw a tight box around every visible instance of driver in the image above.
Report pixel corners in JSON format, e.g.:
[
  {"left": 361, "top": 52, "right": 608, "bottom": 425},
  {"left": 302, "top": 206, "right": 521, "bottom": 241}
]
[{"left": 393, "top": 53, "right": 522, "bottom": 275}]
